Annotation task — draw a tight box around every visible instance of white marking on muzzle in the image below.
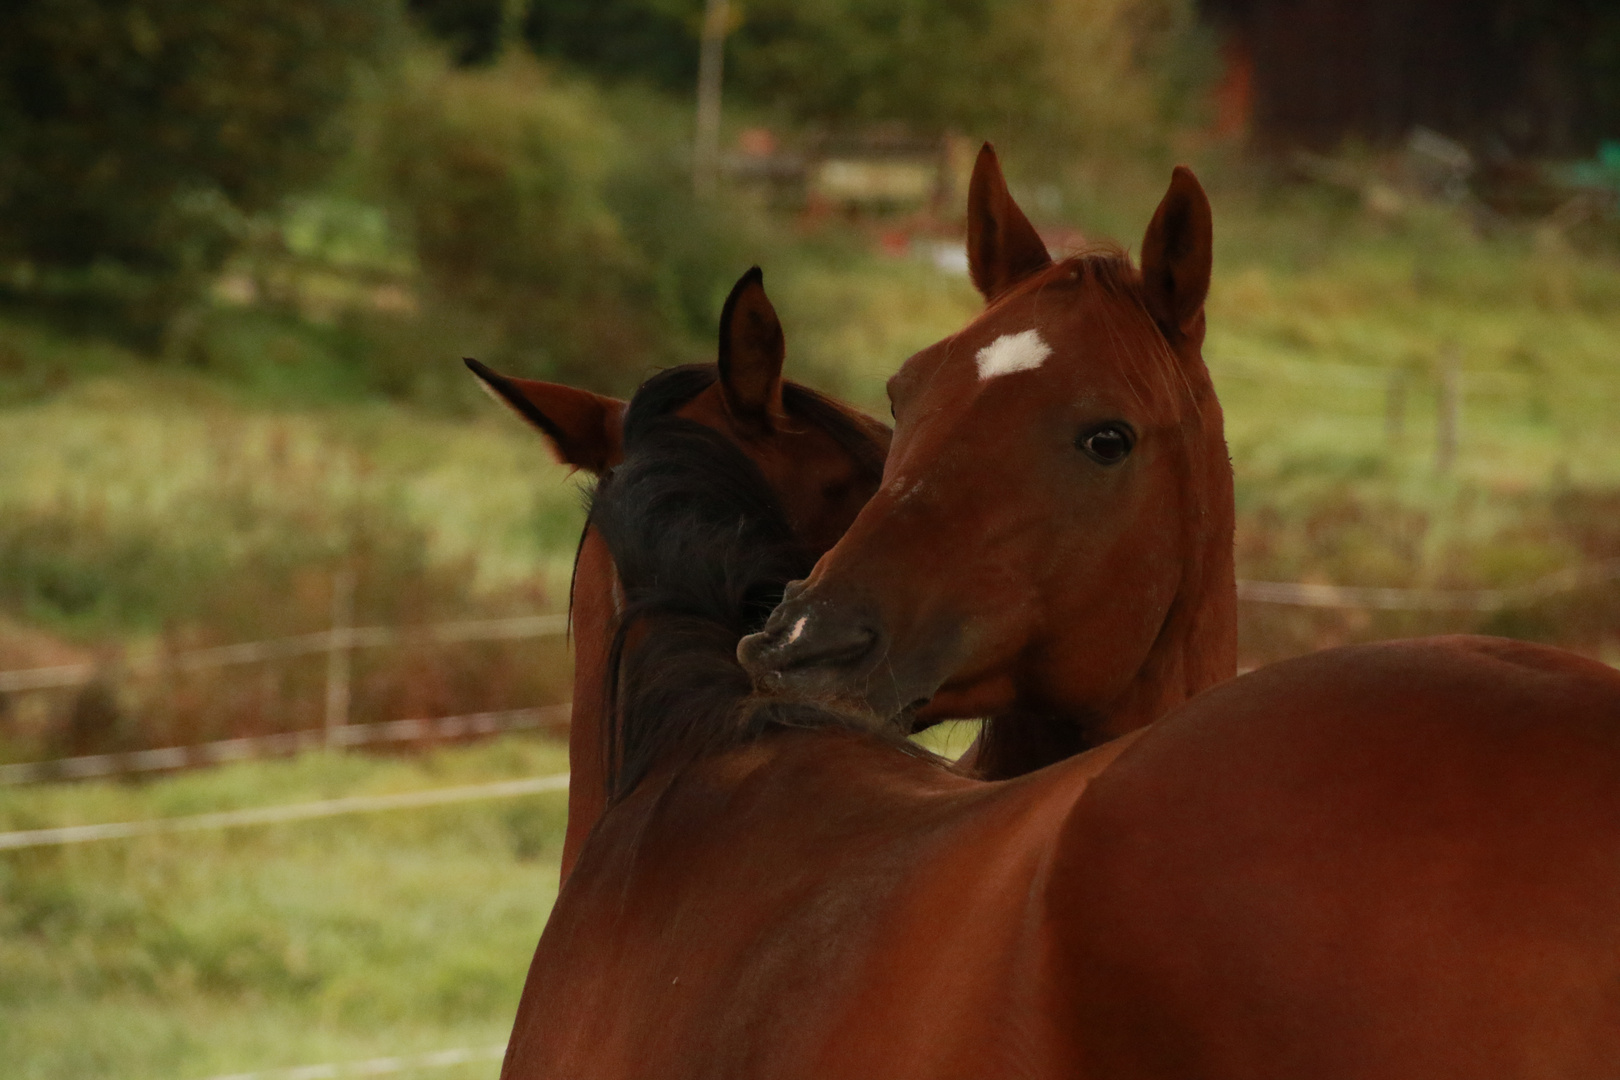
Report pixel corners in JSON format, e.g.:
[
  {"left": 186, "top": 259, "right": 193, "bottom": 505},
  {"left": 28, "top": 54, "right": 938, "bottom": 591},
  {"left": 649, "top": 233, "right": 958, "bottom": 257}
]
[
  {"left": 975, "top": 329, "right": 1053, "bottom": 381},
  {"left": 784, "top": 615, "right": 808, "bottom": 645}
]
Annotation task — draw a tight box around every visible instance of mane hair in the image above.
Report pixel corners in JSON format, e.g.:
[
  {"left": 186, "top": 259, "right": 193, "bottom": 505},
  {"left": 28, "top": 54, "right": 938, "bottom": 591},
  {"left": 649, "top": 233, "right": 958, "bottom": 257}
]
[
  {"left": 591, "top": 371, "right": 885, "bottom": 801},
  {"left": 566, "top": 364, "right": 888, "bottom": 633}
]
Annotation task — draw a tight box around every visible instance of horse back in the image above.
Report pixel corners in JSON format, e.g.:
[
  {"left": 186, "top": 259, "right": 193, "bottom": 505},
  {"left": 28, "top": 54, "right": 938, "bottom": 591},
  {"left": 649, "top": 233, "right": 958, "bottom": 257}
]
[
  {"left": 1046, "top": 635, "right": 1620, "bottom": 1079},
  {"left": 502, "top": 728, "right": 1129, "bottom": 1080}
]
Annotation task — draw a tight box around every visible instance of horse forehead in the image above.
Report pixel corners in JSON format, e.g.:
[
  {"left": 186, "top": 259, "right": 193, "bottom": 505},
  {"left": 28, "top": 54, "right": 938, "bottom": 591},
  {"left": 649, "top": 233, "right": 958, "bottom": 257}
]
[{"left": 975, "top": 328, "right": 1053, "bottom": 381}]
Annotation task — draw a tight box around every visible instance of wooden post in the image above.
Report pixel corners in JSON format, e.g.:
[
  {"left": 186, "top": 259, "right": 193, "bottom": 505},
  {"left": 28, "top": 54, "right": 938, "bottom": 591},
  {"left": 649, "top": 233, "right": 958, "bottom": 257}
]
[
  {"left": 1385, "top": 368, "right": 1407, "bottom": 443},
  {"left": 693, "top": 0, "right": 731, "bottom": 197},
  {"left": 1435, "top": 346, "right": 1460, "bottom": 473},
  {"left": 324, "top": 568, "right": 355, "bottom": 747}
]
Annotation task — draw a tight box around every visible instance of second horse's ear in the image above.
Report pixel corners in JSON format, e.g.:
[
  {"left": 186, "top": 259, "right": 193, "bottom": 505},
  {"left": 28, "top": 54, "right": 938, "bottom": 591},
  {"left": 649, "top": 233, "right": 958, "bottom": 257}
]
[
  {"left": 717, "top": 266, "right": 786, "bottom": 433},
  {"left": 465, "top": 358, "right": 626, "bottom": 474},
  {"left": 967, "top": 143, "right": 1052, "bottom": 302}
]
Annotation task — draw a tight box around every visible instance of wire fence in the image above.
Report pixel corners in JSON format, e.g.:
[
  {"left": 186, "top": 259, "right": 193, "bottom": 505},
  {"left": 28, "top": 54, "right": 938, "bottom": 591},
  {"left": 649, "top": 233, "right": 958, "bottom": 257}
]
[
  {"left": 200, "top": 1044, "right": 508, "bottom": 1080},
  {"left": 0, "top": 613, "right": 570, "bottom": 695},
  {"left": 0, "top": 771, "right": 571, "bottom": 851},
  {"left": 199, "top": 1044, "right": 509, "bottom": 1080},
  {"left": 1235, "top": 559, "right": 1620, "bottom": 612},
  {"left": 0, "top": 703, "right": 571, "bottom": 786}
]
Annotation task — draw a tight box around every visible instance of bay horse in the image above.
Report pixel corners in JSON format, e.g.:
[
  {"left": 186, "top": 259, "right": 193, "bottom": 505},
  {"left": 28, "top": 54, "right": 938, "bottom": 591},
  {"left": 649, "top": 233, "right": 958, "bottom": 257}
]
[
  {"left": 741, "top": 144, "right": 1233, "bottom": 777},
  {"left": 503, "top": 375, "right": 1620, "bottom": 1077},
  {"left": 467, "top": 267, "right": 888, "bottom": 878}
]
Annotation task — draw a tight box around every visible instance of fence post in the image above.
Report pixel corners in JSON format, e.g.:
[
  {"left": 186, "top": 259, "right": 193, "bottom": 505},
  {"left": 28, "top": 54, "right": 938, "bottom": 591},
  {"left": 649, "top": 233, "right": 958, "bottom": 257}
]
[
  {"left": 692, "top": 0, "right": 731, "bottom": 197},
  {"left": 1385, "top": 368, "right": 1407, "bottom": 443},
  {"left": 324, "top": 569, "right": 355, "bottom": 747},
  {"left": 1435, "top": 346, "right": 1460, "bottom": 473}
]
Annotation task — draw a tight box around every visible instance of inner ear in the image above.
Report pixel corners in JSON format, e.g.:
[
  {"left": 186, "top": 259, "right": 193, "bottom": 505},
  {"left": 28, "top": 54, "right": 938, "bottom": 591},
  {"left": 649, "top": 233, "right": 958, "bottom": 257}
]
[
  {"left": 465, "top": 357, "right": 625, "bottom": 474},
  {"left": 1138, "top": 165, "right": 1213, "bottom": 344},
  {"left": 967, "top": 143, "right": 1052, "bottom": 302},
  {"left": 717, "top": 266, "right": 786, "bottom": 432}
]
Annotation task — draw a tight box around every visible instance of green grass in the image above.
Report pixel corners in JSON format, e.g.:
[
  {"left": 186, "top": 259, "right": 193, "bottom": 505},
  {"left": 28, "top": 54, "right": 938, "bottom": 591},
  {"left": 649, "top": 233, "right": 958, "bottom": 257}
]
[{"left": 0, "top": 735, "right": 569, "bottom": 1080}]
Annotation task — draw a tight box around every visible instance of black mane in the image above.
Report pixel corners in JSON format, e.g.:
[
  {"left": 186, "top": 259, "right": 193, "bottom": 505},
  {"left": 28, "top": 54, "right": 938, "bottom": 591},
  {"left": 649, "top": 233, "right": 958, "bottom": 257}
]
[{"left": 579, "top": 363, "right": 891, "bottom": 801}]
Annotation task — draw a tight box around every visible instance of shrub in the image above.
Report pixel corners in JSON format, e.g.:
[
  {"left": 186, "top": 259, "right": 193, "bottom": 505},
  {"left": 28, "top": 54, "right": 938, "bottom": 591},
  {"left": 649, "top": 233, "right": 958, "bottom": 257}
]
[
  {"left": 368, "top": 52, "right": 753, "bottom": 391},
  {"left": 0, "top": 0, "right": 396, "bottom": 337}
]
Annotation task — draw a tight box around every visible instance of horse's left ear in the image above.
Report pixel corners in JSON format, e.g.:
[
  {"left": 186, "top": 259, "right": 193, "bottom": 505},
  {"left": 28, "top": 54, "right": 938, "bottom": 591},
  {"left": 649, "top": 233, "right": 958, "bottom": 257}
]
[
  {"left": 717, "top": 266, "right": 786, "bottom": 433},
  {"left": 1139, "top": 165, "right": 1212, "bottom": 345}
]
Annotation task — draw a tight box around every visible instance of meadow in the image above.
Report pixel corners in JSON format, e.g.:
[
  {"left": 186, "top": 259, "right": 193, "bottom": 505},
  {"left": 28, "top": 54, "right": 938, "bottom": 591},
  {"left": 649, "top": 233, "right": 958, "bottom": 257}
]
[
  {"left": 2, "top": 165, "right": 1619, "bottom": 1078},
  {"left": 0, "top": 736, "right": 570, "bottom": 1080}
]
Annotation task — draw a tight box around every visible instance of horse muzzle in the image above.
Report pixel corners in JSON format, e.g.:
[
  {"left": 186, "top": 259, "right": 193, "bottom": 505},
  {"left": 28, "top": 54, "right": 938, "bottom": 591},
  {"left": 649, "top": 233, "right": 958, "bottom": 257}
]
[{"left": 737, "top": 583, "right": 914, "bottom": 726}]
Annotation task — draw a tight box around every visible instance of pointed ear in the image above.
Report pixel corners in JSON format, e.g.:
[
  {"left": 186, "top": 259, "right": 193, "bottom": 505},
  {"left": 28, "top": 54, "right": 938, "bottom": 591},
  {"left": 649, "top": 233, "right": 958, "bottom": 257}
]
[
  {"left": 1139, "top": 165, "right": 1213, "bottom": 344},
  {"left": 967, "top": 143, "right": 1052, "bottom": 302},
  {"left": 717, "top": 266, "right": 785, "bottom": 432},
  {"left": 464, "top": 358, "right": 625, "bottom": 474}
]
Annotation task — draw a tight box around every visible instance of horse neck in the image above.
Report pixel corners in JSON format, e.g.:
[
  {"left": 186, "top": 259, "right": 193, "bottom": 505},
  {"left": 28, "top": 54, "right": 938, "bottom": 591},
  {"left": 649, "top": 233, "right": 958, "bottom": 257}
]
[
  {"left": 559, "top": 526, "right": 616, "bottom": 883},
  {"left": 1099, "top": 360, "right": 1237, "bottom": 739}
]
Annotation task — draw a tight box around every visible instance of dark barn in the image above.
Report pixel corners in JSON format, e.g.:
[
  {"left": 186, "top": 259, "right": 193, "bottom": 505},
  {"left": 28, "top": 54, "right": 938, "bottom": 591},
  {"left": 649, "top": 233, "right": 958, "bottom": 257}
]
[{"left": 1203, "top": 0, "right": 1620, "bottom": 154}]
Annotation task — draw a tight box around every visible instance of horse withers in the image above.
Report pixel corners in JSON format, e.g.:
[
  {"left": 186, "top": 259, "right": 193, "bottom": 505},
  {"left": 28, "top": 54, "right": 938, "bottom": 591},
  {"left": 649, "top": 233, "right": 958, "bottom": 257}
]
[{"left": 469, "top": 267, "right": 888, "bottom": 878}]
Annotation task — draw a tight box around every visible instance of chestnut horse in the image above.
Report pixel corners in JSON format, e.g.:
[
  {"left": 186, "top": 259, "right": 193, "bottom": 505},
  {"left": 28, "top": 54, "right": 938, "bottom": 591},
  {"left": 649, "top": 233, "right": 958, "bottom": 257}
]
[
  {"left": 468, "top": 267, "right": 887, "bottom": 878},
  {"left": 742, "top": 145, "right": 1233, "bottom": 777},
  {"left": 728, "top": 147, "right": 1620, "bottom": 1069},
  {"left": 504, "top": 381, "right": 1620, "bottom": 1078}
]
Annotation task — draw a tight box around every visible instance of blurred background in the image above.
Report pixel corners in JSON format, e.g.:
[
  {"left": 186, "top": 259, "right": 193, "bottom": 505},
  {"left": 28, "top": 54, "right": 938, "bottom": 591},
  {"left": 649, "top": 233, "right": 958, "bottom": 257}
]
[{"left": 1, "top": 1, "right": 1618, "bottom": 1076}]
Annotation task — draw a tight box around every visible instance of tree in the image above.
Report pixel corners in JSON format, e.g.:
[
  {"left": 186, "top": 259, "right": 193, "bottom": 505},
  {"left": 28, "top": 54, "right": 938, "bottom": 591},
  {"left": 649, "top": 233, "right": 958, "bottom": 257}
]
[{"left": 0, "top": 0, "right": 393, "bottom": 333}]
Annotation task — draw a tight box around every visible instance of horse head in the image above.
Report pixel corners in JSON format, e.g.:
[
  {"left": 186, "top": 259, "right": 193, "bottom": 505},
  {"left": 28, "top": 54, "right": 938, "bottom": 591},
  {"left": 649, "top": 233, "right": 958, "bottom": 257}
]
[{"left": 740, "top": 147, "right": 1235, "bottom": 767}]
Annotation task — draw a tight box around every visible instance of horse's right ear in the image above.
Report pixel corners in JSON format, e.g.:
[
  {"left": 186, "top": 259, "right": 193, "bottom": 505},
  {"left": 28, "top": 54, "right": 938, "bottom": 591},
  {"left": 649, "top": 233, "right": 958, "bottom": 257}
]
[
  {"left": 1138, "top": 165, "right": 1213, "bottom": 346},
  {"left": 464, "top": 358, "right": 626, "bottom": 474},
  {"left": 967, "top": 143, "right": 1052, "bottom": 302}
]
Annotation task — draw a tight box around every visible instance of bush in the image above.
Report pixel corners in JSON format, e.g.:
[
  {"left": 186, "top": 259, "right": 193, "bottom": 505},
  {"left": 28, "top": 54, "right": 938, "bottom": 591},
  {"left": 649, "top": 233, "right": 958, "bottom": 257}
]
[
  {"left": 0, "top": 0, "right": 396, "bottom": 337},
  {"left": 368, "top": 52, "right": 755, "bottom": 391}
]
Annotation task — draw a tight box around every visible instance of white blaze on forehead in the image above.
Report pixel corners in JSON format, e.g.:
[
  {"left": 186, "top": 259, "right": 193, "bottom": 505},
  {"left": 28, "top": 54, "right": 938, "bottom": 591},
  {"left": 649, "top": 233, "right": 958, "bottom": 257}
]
[
  {"left": 784, "top": 615, "right": 808, "bottom": 645},
  {"left": 975, "top": 329, "right": 1053, "bottom": 381}
]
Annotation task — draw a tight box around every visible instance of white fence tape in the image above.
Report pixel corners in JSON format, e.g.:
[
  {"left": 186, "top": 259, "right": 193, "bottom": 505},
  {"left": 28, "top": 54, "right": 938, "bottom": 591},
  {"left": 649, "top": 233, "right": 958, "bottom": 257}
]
[
  {"left": 200, "top": 1043, "right": 507, "bottom": 1080},
  {"left": 1236, "top": 559, "right": 1620, "bottom": 612},
  {"left": 0, "top": 613, "right": 570, "bottom": 694},
  {"left": 0, "top": 772, "right": 570, "bottom": 851},
  {"left": 0, "top": 704, "right": 572, "bottom": 786}
]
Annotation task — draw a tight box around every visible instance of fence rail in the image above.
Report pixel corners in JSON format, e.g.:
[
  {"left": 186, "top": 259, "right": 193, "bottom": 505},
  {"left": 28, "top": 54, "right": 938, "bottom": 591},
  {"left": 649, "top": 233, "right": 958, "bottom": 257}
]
[
  {"left": 0, "top": 703, "right": 571, "bottom": 786},
  {"left": 201, "top": 1043, "right": 508, "bottom": 1080},
  {"left": 0, "top": 771, "right": 571, "bottom": 851},
  {"left": 0, "top": 613, "right": 570, "bottom": 694},
  {"left": 1236, "top": 559, "right": 1620, "bottom": 611}
]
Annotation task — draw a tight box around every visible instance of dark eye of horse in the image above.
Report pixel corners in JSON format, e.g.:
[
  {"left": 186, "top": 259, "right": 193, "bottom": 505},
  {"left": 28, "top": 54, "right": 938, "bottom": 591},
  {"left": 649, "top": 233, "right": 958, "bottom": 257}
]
[{"left": 1078, "top": 424, "right": 1134, "bottom": 465}]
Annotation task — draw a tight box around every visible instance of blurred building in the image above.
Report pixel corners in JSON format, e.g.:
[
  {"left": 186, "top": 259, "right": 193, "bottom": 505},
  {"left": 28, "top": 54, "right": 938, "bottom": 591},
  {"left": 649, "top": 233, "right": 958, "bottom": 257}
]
[{"left": 1202, "top": 0, "right": 1620, "bottom": 155}]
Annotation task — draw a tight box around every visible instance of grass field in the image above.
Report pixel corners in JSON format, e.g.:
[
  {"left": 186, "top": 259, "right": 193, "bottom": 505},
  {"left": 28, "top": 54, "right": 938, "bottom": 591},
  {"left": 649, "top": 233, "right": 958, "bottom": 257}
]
[{"left": 0, "top": 736, "right": 570, "bottom": 1080}]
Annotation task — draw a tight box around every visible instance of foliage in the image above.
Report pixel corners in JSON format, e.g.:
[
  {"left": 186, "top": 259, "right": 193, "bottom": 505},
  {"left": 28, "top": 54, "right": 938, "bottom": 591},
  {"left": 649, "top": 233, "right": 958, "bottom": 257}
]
[
  {"left": 408, "top": 0, "right": 508, "bottom": 65},
  {"left": 367, "top": 52, "right": 756, "bottom": 390},
  {"left": 523, "top": 0, "right": 1202, "bottom": 150},
  {"left": 0, "top": 0, "right": 396, "bottom": 336}
]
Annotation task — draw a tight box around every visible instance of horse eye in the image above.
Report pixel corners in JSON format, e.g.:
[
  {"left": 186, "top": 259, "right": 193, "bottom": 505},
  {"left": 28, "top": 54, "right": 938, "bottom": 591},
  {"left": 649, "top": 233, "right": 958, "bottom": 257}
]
[{"left": 1078, "top": 424, "right": 1133, "bottom": 465}]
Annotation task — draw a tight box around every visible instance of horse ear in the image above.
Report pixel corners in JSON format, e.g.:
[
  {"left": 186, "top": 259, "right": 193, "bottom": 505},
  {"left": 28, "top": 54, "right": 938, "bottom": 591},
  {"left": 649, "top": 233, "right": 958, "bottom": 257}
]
[
  {"left": 967, "top": 143, "right": 1052, "bottom": 302},
  {"left": 717, "top": 266, "right": 786, "bottom": 432},
  {"left": 1139, "top": 165, "right": 1212, "bottom": 344},
  {"left": 464, "top": 358, "right": 625, "bottom": 474}
]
